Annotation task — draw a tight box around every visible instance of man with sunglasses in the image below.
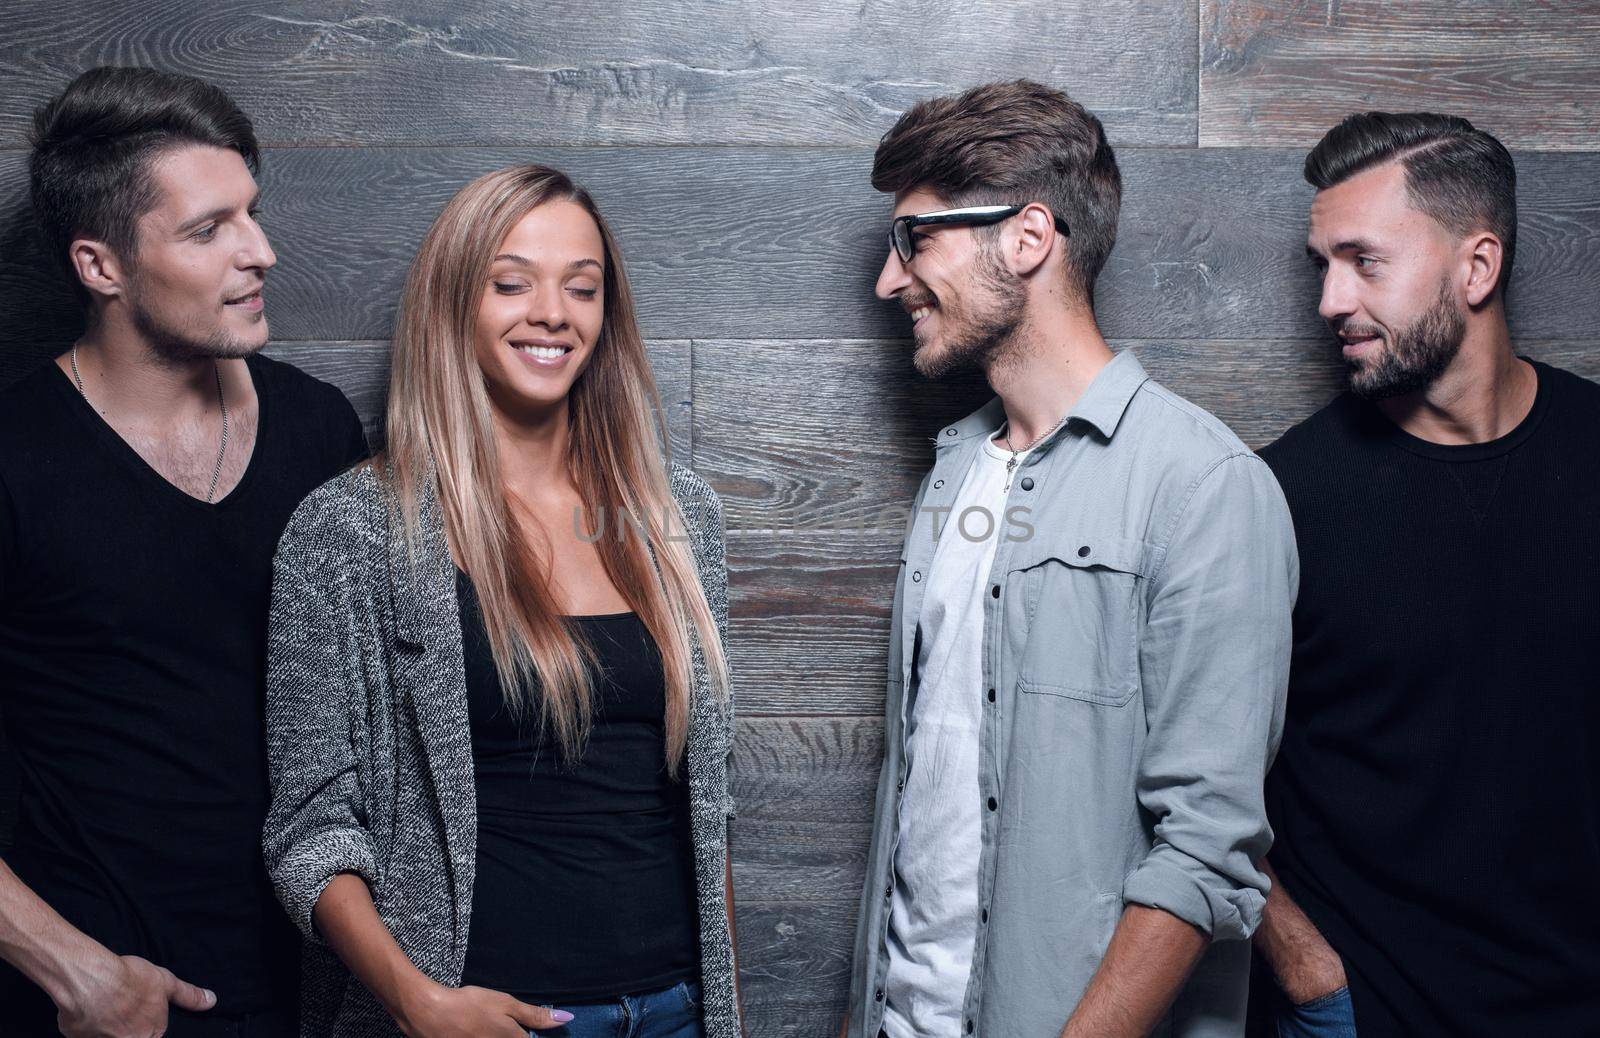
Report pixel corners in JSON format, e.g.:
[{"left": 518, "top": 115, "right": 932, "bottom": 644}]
[{"left": 841, "top": 81, "right": 1297, "bottom": 1038}]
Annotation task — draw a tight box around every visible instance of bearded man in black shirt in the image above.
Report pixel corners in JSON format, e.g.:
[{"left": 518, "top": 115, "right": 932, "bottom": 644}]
[
  {"left": 0, "top": 68, "right": 367, "bottom": 1037},
  {"left": 1250, "top": 112, "right": 1600, "bottom": 1037}
]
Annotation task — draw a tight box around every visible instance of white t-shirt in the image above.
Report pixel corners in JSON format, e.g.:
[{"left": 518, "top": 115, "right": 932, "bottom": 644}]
[{"left": 883, "top": 431, "right": 1028, "bottom": 1038}]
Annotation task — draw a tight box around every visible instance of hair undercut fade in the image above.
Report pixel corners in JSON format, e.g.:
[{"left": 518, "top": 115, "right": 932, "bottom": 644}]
[
  {"left": 1305, "top": 111, "right": 1518, "bottom": 298},
  {"left": 29, "top": 66, "right": 260, "bottom": 296},
  {"left": 871, "top": 79, "right": 1122, "bottom": 305}
]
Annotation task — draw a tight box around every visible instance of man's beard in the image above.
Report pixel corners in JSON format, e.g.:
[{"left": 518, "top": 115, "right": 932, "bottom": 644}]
[
  {"left": 1345, "top": 278, "right": 1466, "bottom": 400},
  {"left": 128, "top": 283, "right": 266, "bottom": 365},
  {"left": 912, "top": 243, "right": 1026, "bottom": 380}
]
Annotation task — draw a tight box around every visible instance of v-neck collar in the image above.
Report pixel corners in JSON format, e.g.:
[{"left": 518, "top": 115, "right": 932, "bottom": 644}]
[{"left": 50, "top": 354, "right": 269, "bottom": 512}]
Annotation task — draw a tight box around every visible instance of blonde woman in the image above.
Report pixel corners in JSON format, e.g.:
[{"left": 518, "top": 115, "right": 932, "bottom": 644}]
[{"left": 262, "top": 166, "right": 739, "bottom": 1038}]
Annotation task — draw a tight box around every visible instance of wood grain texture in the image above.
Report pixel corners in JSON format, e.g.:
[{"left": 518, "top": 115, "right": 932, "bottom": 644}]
[
  {"left": 729, "top": 716, "right": 881, "bottom": 1031},
  {"left": 5, "top": 147, "right": 1594, "bottom": 357},
  {"left": 0, "top": 0, "right": 1196, "bottom": 148},
  {"left": 730, "top": 718, "right": 882, "bottom": 901},
  {"left": 726, "top": 533, "right": 900, "bottom": 717},
  {"left": 1200, "top": 0, "right": 1600, "bottom": 149},
  {"left": 732, "top": 901, "right": 856, "bottom": 1037}
]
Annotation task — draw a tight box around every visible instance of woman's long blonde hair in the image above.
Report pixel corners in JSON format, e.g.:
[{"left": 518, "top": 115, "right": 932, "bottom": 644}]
[{"left": 382, "top": 165, "right": 728, "bottom": 775}]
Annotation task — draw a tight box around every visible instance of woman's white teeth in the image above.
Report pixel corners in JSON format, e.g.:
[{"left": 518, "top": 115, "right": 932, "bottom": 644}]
[
  {"left": 911, "top": 307, "right": 931, "bottom": 322},
  {"left": 516, "top": 344, "right": 569, "bottom": 359}
]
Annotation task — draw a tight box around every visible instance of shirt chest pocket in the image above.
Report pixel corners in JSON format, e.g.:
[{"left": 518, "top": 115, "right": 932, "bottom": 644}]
[{"left": 1006, "top": 535, "right": 1150, "bottom": 707}]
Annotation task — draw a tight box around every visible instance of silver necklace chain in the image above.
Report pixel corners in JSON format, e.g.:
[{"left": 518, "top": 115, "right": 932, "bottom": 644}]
[
  {"left": 71, "top": 344, "right": 230, "bottom": 503},
  {"left": 998, "top": 413, "right": 1069, "bottom": 492}
]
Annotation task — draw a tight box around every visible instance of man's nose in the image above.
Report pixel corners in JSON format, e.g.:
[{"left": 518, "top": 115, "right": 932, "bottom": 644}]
[{"left": 876, "top": 249, "right": 911, "bottom": 301}]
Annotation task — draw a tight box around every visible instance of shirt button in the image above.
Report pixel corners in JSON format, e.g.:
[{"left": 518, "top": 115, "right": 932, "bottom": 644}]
[
  {"left": 934, "top": 479, "right": 945, "bottom": 489},
  {"left": 981, "top": 908, "right": 989, "bottom": 923},
  {"left": 1020, "top": 477, "right": 1034, "bottom": 491},
  {"left": 1078, "top": 545, "right": 1091, "bottom": 558},
  {"left": 967, "top": 1022, "right": 975, "bottom": 1034},
  {"left": 991, "top": 585, "right": 1000, "bottom": 598},
  {"left": 885, "top": 882, "right": 893, "bottom": 899},
  {"left": 945, "top": 428, "right": 958, "bottom": 437},
  {"left": 897, "top": 779, "right": 905, "bottom": 793},
  {"left": 987, "top": 688, "right": 995, "bottom": 702},
  {"left": 911, "top": 570, "right": 921, "bottom": 582},
  {"left": 987, "top": 797, "right": 998, "bottom": 811},
  {"left": 875, "top": 988, "right": 885, "bottom": 1002}
]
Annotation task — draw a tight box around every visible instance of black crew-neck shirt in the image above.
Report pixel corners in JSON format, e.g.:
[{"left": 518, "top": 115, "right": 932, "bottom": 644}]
[
  {"left": 455, "top": 569, "right": 700, "bottom": 1004},
  {"left": 1257, "top": 359, "right": 1600, "bottom": 1036},
  {"left": 0, "top": 354, "right": 368, "bottom": 1023}
]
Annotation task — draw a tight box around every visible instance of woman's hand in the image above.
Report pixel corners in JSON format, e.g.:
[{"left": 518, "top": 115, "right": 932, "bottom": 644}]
[{"left": 396, "top": 980, "right": 573, "bottom": 1037}]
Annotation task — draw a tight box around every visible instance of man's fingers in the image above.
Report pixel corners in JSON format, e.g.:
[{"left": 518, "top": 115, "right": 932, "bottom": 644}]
[
  {"left": 163, "top": 969, "right": 216, "bottom": 1013},
  {"left": 505, "top": 995, "right": 575, "bottom": 1031}
]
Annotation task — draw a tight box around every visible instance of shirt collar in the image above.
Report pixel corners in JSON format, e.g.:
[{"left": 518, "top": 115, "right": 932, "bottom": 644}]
[{"left": 933, "top": 348, "right": 1150, "bottom": 449}]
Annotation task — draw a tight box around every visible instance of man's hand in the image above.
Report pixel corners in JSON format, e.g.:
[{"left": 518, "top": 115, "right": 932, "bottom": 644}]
[
  {"left": 395, "top": 981, "right": 573, "bottom": 1038},
  {"left": 54, "top": 950, "right": 215, "bottom": 1038},
  {"left": 1254, "top": 858, "right": 1348, "bottom": 1006},
  {"left": 0, "top": 859, "right": 214, "bottom": 1038}
]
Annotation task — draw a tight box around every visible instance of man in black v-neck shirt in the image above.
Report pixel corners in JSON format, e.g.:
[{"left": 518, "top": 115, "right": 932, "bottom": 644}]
[
  {"left": 0, "top": 69, "right": 366, "bottom": 1037},
  {"left": 1249, "top": 113, "right": 1600, "bottom": 1037}
]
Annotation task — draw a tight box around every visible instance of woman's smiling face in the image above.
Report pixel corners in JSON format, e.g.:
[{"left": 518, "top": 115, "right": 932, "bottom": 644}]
[{"left": 472, "top": 199, "right": 606, "bottom": 419}]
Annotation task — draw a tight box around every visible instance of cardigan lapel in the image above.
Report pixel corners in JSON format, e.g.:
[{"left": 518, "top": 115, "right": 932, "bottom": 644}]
[{"left": 384, "top": 472, "right": 478, "bottom": 957}]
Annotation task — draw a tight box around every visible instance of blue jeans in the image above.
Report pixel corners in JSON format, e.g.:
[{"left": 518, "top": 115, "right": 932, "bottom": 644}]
[
  {"left": 536, "top": 979, "right": 705, "bottom": 1038},
  {"left": 1276, "top": 985, "right": 1357, "bottom": 1038}
]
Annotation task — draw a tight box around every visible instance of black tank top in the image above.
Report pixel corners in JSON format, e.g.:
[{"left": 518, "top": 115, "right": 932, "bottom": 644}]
[{"left": 455, "top": 569, "right": 700, "bottom": 1003}]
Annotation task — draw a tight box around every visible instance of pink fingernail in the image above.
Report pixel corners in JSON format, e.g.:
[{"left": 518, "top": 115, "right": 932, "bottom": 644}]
[{"left": 552, "top": 1009, "right": 575, "bottom": 1023}]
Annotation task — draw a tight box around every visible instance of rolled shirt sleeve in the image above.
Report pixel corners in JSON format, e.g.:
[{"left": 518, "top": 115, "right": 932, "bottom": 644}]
[{"left": 1122, "top": 453, "right": 1298, "bottom": 941}]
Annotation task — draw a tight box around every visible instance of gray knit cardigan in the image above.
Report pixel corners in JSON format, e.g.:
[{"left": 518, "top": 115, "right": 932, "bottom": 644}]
[{"left": 261, "top": 460, "right": 738, "bottom": 1038}]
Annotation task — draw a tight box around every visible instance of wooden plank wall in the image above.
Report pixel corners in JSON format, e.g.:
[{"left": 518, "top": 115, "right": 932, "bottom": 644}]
[{"left": 1, "top": 2, "right": 1597, "bottom": 1033}]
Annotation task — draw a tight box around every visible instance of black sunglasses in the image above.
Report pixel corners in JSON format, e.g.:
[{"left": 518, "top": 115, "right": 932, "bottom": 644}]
[{"left": 890, "top": 203, "right": 1071, "bottom": 262}]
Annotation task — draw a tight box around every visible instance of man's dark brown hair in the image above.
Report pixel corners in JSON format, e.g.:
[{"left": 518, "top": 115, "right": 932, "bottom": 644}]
[
  {"left": 871, "top": 79, "right": 1121, "bottom": 305},
  {"left": 29, "top": 66, "right": 260, "bottom": 301},
  {"left": 1305, "top": 111, "right": 1517, "bottom": 298}
]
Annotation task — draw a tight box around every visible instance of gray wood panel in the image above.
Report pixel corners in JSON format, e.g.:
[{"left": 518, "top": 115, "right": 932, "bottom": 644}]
[
  {"left": 5, "top": 147, "right": 1594, "bottom": 361},
  {"left": 726, "top": 534, "right": 900, "bottom": 717},
  {"left": 730, "top": 718, "right": 882, "bottom": 901},
  {"left": 1201, "top": 1, "right": 1600, "bottom": 149},
  {"left": 733, "top": 901, "right": 856, "bottom": 1037},
  {"left": 0, "top": 0, "right": 1196, "bottom": 148},
  {"left": 729, "top": 717, "right": 882, "bottom": 1032}
]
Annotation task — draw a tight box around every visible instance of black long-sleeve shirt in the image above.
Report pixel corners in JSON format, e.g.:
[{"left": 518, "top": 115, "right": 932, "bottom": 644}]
[{"left": 1257, "top": 359, "right": 1600, "bottom": 1036}]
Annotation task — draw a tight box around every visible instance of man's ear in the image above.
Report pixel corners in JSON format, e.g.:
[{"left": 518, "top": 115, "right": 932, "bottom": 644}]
[
  {"left": 1007, "top": 202, "right": 1059, "bottom": 277},
  {"left": 68, "top": 238, "right": 128, "bottom": 303},
  {"left": 1462, "top": 231, "right": 1505, "bottom": 309}
]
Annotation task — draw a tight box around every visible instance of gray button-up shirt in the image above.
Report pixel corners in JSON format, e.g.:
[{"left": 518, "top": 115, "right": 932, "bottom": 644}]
[{"left": 846, "top": 350, "right": 1298, "bottom": 1037}]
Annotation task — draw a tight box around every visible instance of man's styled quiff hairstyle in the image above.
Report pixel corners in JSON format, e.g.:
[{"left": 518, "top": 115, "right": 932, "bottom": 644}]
[
  {"left": 871, "top": 79, "right": 1122, "bottom": 305},
  {"left": 29, "top": 66, "right": 260, "bottom": 295},
  {"left": 1305, "top": 112, "right": 1518, "bottom": 298}
]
